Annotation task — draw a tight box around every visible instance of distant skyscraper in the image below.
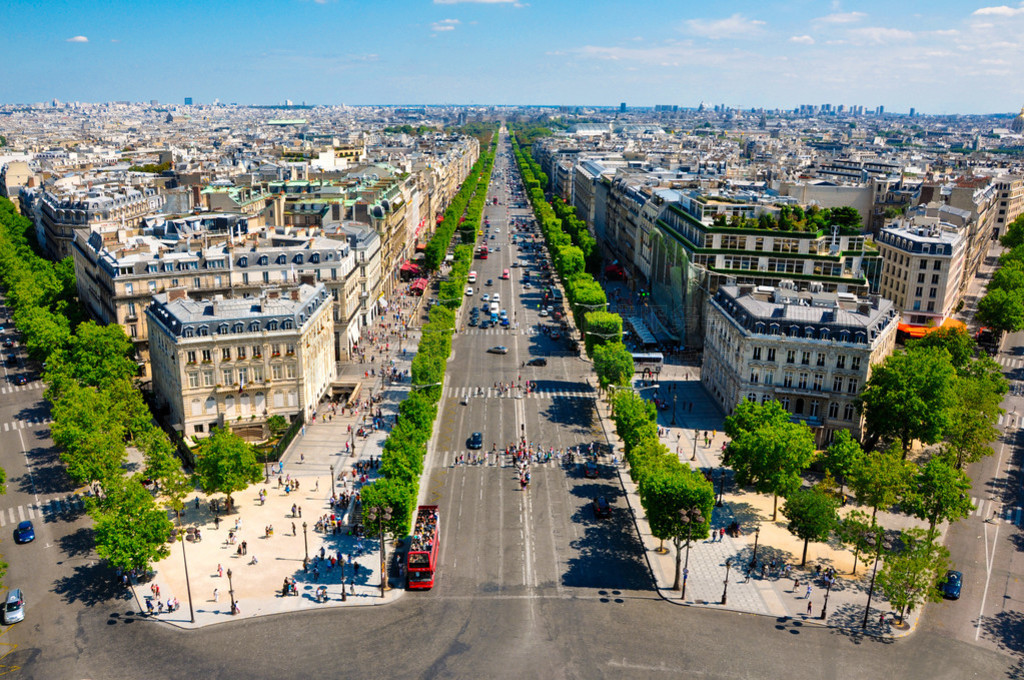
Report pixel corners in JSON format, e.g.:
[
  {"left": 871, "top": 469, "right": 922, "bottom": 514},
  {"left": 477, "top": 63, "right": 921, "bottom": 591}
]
[
  {"left": 619, "top": 102, "right": 626, "bottom": 113},
  {"left": 150, "top": 99, "right": 158, "bottom": 106},
  {"left": 909, "top": 107, "right": 916, "bottom": 116},
  {"left": 877, "top": 105, "right": 885, "bottom": 115},
  {"left": 184, "top": 97, "right": 193, "bottom": 105}
]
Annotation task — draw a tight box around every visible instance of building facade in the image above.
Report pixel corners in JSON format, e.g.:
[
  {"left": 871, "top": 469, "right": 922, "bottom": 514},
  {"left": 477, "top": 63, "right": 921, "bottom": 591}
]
[{"left": 702, "top": 283, "right": 899, "bottom": 445}]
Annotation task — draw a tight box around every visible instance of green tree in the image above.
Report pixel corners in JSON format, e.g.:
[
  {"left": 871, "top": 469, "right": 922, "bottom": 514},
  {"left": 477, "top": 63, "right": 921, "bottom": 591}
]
[
  {"left": 610, "top": 389, "right": 658, "bottom": 458},
  {"left": 976, "top": 287, "right": 1024, "bottom": 338},
  {"left": 836, "top": 509, "right": 874, "bottom": 574},
  {"left": 89, "top": 476, "right": 173, "bottom": 573},
  {"left": 820, "top": 429, "right": 863, "bottom": 498},
  {"left": 847, "top": 445, "right": 916, "bottom": 524},
  {"left": 141, "top": 430, "right": 193, "bottom": 523},
  {"left": 908, "top": 327, "right": 976, "bottom": 370},
  {"left": 592, "top": 342, "right": 634, "bottom": 390},
  {"left": 859, "top": 346, "right": 958, "bottom": 456},
  {"left": 583, "top": 310, "right": 623, "bottom": 357},
  {"left": 556, "top": 245, "right": 585, "bottom": 277},
  {"left": 360, "top": 477, "right": 414, "bottom": 537},
  {"left": 51, "top": 382, "right": 127, "bottom": 485},
  {"left": 723, "top": 417, "right": 816, "bottom": 520},
  {"left": 1000, "top": 214, "right": 1024, "bottom": 249},
  {"left": 876, "top": 527, "right": 950, "bottom": 624},
  {"left": 906, "top": 453, "right": 975, "bottom": 540},
  {"left": 192, "top": 427, "right": 262, "bottom": 506},
  {"left": 16, "top": 306, "right": 71, "bottom": 363},
  {"left": 945, "top": 373, "right": 1002, "bottom": 469},
  {"left": 782, "top": 487, "right": 839, "bottom": 566},
  {"left": 66, "top": 321, "right": 138, "bottom": 388},
  {"left": 266, "top": 415, "right": 288, "bottom": 437},
  {"left": 723, "top": 398, "right": 791, "bottom": 439},
  {"left": 637, "top": 464, "right": 714, "bottom": 590}
]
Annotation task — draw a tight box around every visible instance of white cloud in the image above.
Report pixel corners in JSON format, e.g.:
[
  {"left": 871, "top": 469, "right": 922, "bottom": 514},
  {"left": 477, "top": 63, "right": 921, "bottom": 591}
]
[
  {"left": 813, "top": 11, "right": 866, "bottom": 24},
  {"left": 683, "top": 13, "right": 765, "bottom": 40},
  {"left": 66, "top": 35, "right": 89, "bottom": 43},
  {"left": 789, "top": 35, "right": 815, "bottom": 45},
  {"left": 973, "top": 4, "right": 1024, "bottom": 16},
  {"left": 846, "top": 27, "right": 915, "bottom": 44},
  {"left": 431, "top": 19, "right": 460, "bottom": 32}
]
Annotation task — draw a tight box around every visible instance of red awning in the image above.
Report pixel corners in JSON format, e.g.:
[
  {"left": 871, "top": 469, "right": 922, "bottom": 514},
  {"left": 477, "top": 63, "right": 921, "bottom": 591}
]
[
  {"left": 400, "top": 261, "right": 421, "bottom": 273},
  {"left": 415, "top": 242, "right": 427, "bottom": 252},
  {"left": 410, "top": 278, "right": 429, "bottom": 290}
]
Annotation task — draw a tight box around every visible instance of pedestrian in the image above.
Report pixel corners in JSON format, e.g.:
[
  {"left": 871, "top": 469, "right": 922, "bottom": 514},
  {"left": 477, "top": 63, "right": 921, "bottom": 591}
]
[
  {"left": 807, "top": 600, "right": 813, "bottom": 616},
  {"left": 154, "top": 583, "right": 160, "bottom": 599},
  {"left": 242, "top": 540, "right": 247, "bottom": 555},
  {"left": 719, "top": 527, "right": 725, "bottom": 541},
  {"left": 793, "top": 577, "right": 800, "bottom": 591},
  {"left": 298, "top": 506, "right": 302, "bottom": 518},
  {"left": 218, "top": 564, "right": 223, "bottom": 578},
  {"left": 213, "top": 588, "right": 219, "bottom": 602},
  {"left": 292, "top": 522, "right": 296, "bottom": 536},
  {"left": 214, "top": 516, "right": 220, "bottom": 530},
  {"left": 805, "top": 585, "right": 812, "bottom": 600},
  {"left": 879, "top": 612, "right": 886, "bottom": 627}
]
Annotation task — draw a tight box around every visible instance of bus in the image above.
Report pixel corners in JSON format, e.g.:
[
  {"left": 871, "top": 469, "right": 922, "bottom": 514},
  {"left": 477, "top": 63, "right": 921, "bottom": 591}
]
[
  {"left": 502, "top": 269, "right": 510, "bottom": 280},
  {"left": 477, "top": 244, "right": 489, "bottom": 260},
  {"left": 631, "top": 352, "right": 664, "bottom": 374},
  {"left": 407, "top": 505, "right": 440, "bottom": 589}
]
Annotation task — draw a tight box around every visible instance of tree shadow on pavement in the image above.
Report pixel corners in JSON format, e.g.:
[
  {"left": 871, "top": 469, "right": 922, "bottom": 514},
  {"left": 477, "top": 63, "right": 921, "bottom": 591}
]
[
  {"left": 58, "top": 526, "right": 95, "bottom": 559},
  {"left": 824, "top": 601, "right": 897, "bottom": 645},
  {"left": 983, "top": 609, "right": 1024, "bottom": 661},
  {"left": 53, "top": 562, "right": 131, "bottom": 607}
]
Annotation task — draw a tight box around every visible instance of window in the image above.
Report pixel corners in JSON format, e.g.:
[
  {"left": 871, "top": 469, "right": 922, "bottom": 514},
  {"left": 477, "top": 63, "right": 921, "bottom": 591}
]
[
  {"left": 843, "top": 403, "right": 856, "bottom": 420},
  {"left": 747, "top": 393, "right": 758, "bottom": 403},
  {"left": 786, "top": 350, "right": 796, "bottom": 364},
  {"left": 780, "top": 397, "right": 790, "bottom": 410},
  {"left": 917, "top": 273, "right": 925, "bottom": 283},
  {"left": 833, "top": 376, "right": 844, "bottom": 392},
  {"left": 271, "top": 343, "right": 281, "bottom": 356},
  {"left": 186, "top": 350, "right": 197, "bottom": 363},
  {"left": 836, "top": 355, "right": 846, "bottom": 369},
  {"left": 816, "top": 353, "right": 826, "bottom": 367},
  {"left": 263, "top": 272, "right": 270, "bottom": 284},
  {"left": 915, "top": 287, "right": 923, "bottom": 297},
  {"left": 253, "top": 345, "right": 262, "bottom": 358},
  {"left": 201, "top": 349, "right": 212, "bottom": 362},
  {"left": 828, "top": 402, "right": 840, "bottom": 418},
  {"left": 750, "top": 370, "right": 760, "bottom": 384},
  {"left": 851, "top": 356, "right": 861, "bottom": 370},
  {"left": 812, "top": 374, "right": 823, "bottom": 391},
  {"left": 927, "top": 301, "right": 935, "bottom": 312},
  {"left": 218, "top": 324, "right": 229, "bottom": 335},
  {"left": 125, "top": 282, "right": 134, "bottom": 295},
  {"left": 272, "top": 365, "right": 283, "bottom": 380},
  {"left": 764, "top": 371, "right": 774, "bottom": 386},
  {"left": 767, "top": 348, "right": 776, "bottom": 362},
  {"left": 933, "top": 260, "right": 942, "bottom": 271},
  {"left": 187, "top": 373, "right": 199, "bottom": 388},
  {"left": 194, "top": 277, "right": 201, "bottom": 288},
  {"left": 202, "top": 370, "right": 214, "bottom": 387},
  {"left": 222, "top": 369, "right": 234, "bottom": 385},
  {"left": 222, "top": 348, "right": 232, "bottom": 361},
  {"left": 286, "top": 363, "right": 297, "bottom": 379},
  {"left": 919, "top": 259, "right": 928, "bottom": 269},
  {"left": 847, "top": 378, "right": 859, "bottom": 394},
  {"left": 252, "top": 367, "right": 264, "bottom": 383},
  {"left": 783, "top": 372, "right": 793, "bottom": 388},
  {"left": 286, "top": 344, "right": 295, "bottom": 355},
  {"left": 801, "top": 351, "right": 811, "bottom": 366},
  {"left": 237, "top": 369, "right": 248, "bottom": 386},
  {"left": 929, "top": 288, "right": 937, "bottom": 298},
  {"left": 148, "top": 281, "right": 157, "bottom": 293},
  {"left": 242, "top": 273, "right": 249, "bottom": 285},
  {"left": 214, "top": 275, "right": 222, "bottom": 287},
  {"left": 932, "top": 274, "right": 940, "bottom": 285},
  {"left": 126, "top": 301, "right": 137, "bottom": 318},
  {"left": 237, "top": 346, "right": 246, "bottom": 360},
  {"left": 798, "top": 373, "right": 808, "bottom": 390},
  {"left": 752, "top": 347, "right": 762, "bottom": 361},
  {"left": 810, "top": 401, "right": 820, "bottom": 417}
]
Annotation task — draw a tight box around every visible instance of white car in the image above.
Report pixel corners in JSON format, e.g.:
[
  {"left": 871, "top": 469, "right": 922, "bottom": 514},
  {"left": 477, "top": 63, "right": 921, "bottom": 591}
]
[
  {"left": 539, "top": 308, "right": 549, "bottom": 317},
  {"left": 492, "top": 293, "right": 501, "bottom": 304},
  {"left": 482, "top": 293, "right": 490, "bottom": 302},
  {"left": 466, "top": 287, "right": 474, "bottom": 296},
  {"left": 490, "top": 302, "right": 500, "bottom": 314}
]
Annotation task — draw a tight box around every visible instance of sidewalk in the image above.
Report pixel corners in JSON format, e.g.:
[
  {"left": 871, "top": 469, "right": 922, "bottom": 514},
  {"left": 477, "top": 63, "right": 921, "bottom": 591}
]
[
  {"left": 594, "top": 362, "right": 927, "bottom": 638},
  {"left": 135, "top": 292, "right": 427, "bottom": 628}
]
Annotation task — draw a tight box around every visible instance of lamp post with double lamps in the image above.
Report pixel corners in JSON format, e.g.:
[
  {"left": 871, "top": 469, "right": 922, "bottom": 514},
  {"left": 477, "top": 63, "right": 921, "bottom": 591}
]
[
  {"left": 227, "top": 568, "right": 237, "bottom": 615},
  {"left": 677, "top": 506, "right": 705, "bottom": 600},
  {"left": 366, "top": 505, "right": 393, "bottom": 598},
  {"left": 721, "top": 558, "right": 732, "bottom": 605},
  {"left": 861, "top": 528, "right": 893, "bottom": 630}
]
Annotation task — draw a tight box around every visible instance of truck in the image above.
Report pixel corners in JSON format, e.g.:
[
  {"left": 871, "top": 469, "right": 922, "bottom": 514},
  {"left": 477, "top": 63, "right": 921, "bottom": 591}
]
[{"left": 407, "top": 505, "right": 440, "bottom": 589}]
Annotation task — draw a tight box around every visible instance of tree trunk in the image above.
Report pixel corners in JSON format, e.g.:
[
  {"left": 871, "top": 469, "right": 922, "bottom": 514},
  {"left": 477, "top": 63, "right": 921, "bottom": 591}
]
[
  {"left": 672, "top": 540, "right": 682, "bottom": 591},
  {"left": 801, "top": 537, "right": 809, "bottom": 566},
  {"left": 851, "top": 548, "right": 860, "bottom": 575},
  {"left": 772, "top": 494, "right": 779, "bottom": 521}
]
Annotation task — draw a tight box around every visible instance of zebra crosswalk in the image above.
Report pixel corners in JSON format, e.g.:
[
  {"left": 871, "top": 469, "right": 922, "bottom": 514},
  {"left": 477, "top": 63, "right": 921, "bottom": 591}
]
[
  {"left": 1, "top": 417, "right": 53, "bottom": 433},
  {"left": 969, "top": 496, "right": 1023, "bottom": 525},
  {"left": 0, "top": 494, "right": 86, "bottom": 526},
  {"left": 444, "top": 386, "right": 595, "bottom": 400},
  {"left": 462, "top": 327, "right": 531, "bottom": 336},
  {"left": 0, "top": 382, "right": 41, "bottom": 395}
]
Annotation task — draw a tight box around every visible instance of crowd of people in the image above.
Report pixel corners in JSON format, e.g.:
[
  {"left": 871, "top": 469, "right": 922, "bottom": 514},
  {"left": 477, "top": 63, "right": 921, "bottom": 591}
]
[{"left": 410, "top": 507, "right": 438, "bottom": 555}]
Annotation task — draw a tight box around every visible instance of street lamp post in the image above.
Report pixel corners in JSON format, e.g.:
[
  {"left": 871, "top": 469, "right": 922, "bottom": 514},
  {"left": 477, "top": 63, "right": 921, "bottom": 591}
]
[
  {"left": 179, "top": 533, "right": 196, "bottom": 623},
  {"left": 302, "top": 521, "right": 309, "bottom": 565},
  {"left": 366, "top": 505, "right": 393, "bottom": 598},
  {"left": 861, "top": 529, "right": 891, "bottom": 630},
  {"left": 330, "top": 464, "right": 335, "bottom": 497},
  {"left": 691, "top": 429, "right": 698, "bottom": 461},
  {"left": 820, "top": 573, "right": 834, "bottom": 621},
  {"left": 721, "top": 558, "right": 732, "bottom": 605},
  {"left": 227, "top": 568, "right": 237, "bottom": 615},
  {"left": 340, "top": 554, "right": 347, "bottom": 602},
  {"left": 751, "top": 526, "right": 761, "bottom": 569},
  {"left": 676, "top": 506, "right": 705, "bottom": 600},
  {"left": 716, "top": 469, "right": 726, "bottom": 507}
]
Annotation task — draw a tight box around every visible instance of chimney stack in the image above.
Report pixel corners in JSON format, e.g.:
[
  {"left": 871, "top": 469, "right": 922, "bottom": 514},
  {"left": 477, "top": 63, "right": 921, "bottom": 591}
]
[{"left": 167, "top": 287, "right": 187, "bottom": 302}]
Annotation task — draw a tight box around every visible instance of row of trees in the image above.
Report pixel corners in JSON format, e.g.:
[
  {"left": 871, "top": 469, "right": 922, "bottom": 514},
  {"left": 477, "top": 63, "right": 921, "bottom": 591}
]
[
  {"left": 977, "top": 215, "right": 1024, "bottom": 339},
  {"left": 0, "top": 197, "right": 265, "bottom": 575},
  {"left": 508, "top": 129, "right": 633, "bottom": 391},
  {"left": 360, "top": 135, "right": 498, "bottom": 538}
]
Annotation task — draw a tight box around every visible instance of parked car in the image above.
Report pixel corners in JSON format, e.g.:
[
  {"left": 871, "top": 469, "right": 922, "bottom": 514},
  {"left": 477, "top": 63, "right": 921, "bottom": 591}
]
[
  {"left": 466, "top": 287, "right": 474, "bottom": 296},
  {"left": 526, "top": 358, "right": 547, "bottom": 367},
  {"left": 940, "top": 570, "right": 962, "bottom": 599},
  {"left": 593, "top": 496, "right": 611, "bottom": 518}
]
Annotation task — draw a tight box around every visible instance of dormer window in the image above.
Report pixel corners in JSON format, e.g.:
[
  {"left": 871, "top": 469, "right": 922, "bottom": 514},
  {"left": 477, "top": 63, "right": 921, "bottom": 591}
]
[
  {"left": 277, "top": 255, "right": 286, "bottom": 265},
  {"left": 233, "top": 323, "right": 244, "bottom": 333},
  {"left": 239, "top": 256, "right": 248, "bottom": 267},
  {"left": 258, "top": 256, "right": 268, "bottom": 266},
  {"left": 218, "top": 324, "right": 229, "bottom": 334}
]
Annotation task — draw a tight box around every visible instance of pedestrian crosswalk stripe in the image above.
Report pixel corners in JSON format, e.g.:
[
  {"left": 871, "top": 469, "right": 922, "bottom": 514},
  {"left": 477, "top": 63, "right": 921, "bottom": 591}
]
[
  {"left": 444, "top": 386, "right": 596, "bottom": 400},
  {"left": 0, "top": 495, "right": 86, "bottom": 526},
  {"left": 1, "top": 418, "right": 53, "bottom": 433}
]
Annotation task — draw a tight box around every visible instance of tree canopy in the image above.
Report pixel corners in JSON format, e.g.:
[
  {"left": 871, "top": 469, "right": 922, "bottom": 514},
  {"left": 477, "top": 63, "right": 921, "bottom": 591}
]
[
  {"left": 89, "top": 476, "right": 173, "bottom": 573},
  {"left": 782, "top": 487, "right": 839, "bottom": 566},
  {"left": 592, "top": 341, "right": 633, "bottom": 390},
  {"left": 192, "top": 427, "right": 262, "bottom": 502}
]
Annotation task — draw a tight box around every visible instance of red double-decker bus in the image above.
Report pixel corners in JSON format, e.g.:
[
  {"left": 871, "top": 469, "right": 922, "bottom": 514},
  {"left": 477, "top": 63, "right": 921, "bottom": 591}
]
[
  {"left": 407, "top": 505, "right": 439, "bottom": 589},
  {"left": 477, "top": 244, "right": 489, "bottom": 260}
]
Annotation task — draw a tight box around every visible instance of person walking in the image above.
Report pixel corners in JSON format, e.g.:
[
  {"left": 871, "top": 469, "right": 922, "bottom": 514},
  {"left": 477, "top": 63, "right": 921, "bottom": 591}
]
[
  {"left": 805, "top": 585, "right": 812, "bottom": 600},
  {"left": 806, "top": 600, "right": 813, "bottom": 616},
  {"left": 213, "top": 588, "right": 219, "bottom": 602},
  {"left": 217, "top": 564, "right": 223, "bottom": 578}
]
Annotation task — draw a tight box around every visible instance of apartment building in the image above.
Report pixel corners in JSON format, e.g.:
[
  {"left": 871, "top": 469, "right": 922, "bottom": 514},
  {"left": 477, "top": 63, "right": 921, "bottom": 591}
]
[
  {"left": 73, "top": 219, "right": 361, "bottom": 376},
  {"left": 702, "top": 283, "right": 899, "bottom": 445},
  {"left": 876, "top": 205, "right": 969, "bottom": 332},
  {"left": 993, "top": 176, "right": 1024, "bottom": 239},
  {"left": 37, "top": 185, "right": 165, "bottom": 259},
  {"left": 146, "top": 282, "right": 335, "bottom": 441}
]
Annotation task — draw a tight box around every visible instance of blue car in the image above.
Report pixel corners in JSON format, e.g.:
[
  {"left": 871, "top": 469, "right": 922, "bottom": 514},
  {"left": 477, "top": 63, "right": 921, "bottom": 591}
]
[
  {"left": 13, "top": 521, "right": 34, "bottom": 544},
  {"left": 940, "top": 570, "right": 962, "bottom": 599}
]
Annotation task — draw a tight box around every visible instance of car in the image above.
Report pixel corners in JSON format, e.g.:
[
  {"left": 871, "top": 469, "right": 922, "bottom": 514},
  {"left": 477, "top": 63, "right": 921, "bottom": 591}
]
[
  {"left": 494, "top": 228, "right": 500, "bottom": 233},
  {"left": 481, "top": 320, "right": 492, "bottom": 329},
  {"left": 13, "top": 521, "right": 33, "bottom": 544},
  {"left": 593, "top": 496, "right": 611, "bottom": 518},
  {"left": 1, "top": 338, "right": 12, "bottom": 348},
  {"left": 466, "top": 287, "right": 474, "bottom": 296},
  {"left": 523, "top": 282, "right": 532, "bottom": 289},
  {"left": 500, "top": 317, "right": 510, "bottom": 327},
  {"left": 468, "top": 317, "right": 478, "bottom": 327},
  {"left": 490, "top": 302, "right": 500, "bottom": 314},
  {"left": 482, "top": 293, "right": 490, "bottom": 302},
  {"left": 492, "top": 293, "right": 501, "bottom": 303},
  {"left": 487, "top": 346, "right": 509, "bottom": 354},
  {"left": 499, "top": 309, "right": 508, "bottom": 320},
  {"left": 486, "top": 279, "right": 493, "bottom": 287},
  {"left": 526, "top": 357, "right": 547, "bottom": 367},
  {"left": 495, "top": 246, "right": 501, "bottom": 252},
  {"left": 468, "top": 432, "right": 484, "bottom": 449},
  {"left": 940, "top": 570, "right": 962, "bottom": 599},
  {"left": 584, "top": 461, "right": 599, "bottom": 478},
  {"left": 511, "top": 262, "right": 519, "bottom": 268},
  {"left": 551, "top": 330, "right": 561, "bottom": 340},
  {"left": 538, "top": 308, "right": 549, "bottom": 317},
  {"left": 4, "top": 354, "right": 16, "bottom": 367},
  {"left": 3, "top": 590, "right": 24, "bottom": 625},
  {"left": 13, "top": 375, "right": 28, "bottom": 386}
]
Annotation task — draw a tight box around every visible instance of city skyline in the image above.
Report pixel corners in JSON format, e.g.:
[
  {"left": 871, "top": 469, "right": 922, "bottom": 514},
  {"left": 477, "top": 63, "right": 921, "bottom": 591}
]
[{"left": 3, "top": 0, "right": 1023, "bottom": 114}]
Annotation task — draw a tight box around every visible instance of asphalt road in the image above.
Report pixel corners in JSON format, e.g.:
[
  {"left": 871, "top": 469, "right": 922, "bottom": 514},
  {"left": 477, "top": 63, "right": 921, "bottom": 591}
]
[{"left": 3, "top": 132, "right": 1022, "bottom": 680}]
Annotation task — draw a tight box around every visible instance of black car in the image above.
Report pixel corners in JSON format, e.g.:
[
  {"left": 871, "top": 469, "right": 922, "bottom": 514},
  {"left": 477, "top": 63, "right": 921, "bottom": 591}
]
[
  {"left": 593, "top": 497, "right": 611, "bottom": 518},
  {"left": 526, "top": 358, "right": 547, "bottom": 367},
  {"left": 4, "top": 354, "right": 16, "bottom": 367},
  {"left": 13, "top": 375, "right": 28, "bottom": 386},
  {"left": 468, "top": 432, "right": 484, "bottom": 449},
  {"left": 584, "top": 461, "right": 599, "bottom": 478},
  {"left": 468, "top": 317, "right": 478, "bottom": 327},
  {"left": 486, "top": 279, "right": 493, "bottom": 286}
]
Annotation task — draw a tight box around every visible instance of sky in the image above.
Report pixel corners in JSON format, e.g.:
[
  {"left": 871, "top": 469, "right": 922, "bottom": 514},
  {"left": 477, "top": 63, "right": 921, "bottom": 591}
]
[{"left": 3, "top": 0, "right": 1023, "bottom": 114}]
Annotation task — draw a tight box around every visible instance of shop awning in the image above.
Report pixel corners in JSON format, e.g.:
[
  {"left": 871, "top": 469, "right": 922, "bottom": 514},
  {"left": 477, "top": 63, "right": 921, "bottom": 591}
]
[
  {"left": 415, "top": 242, "right": 427, "bottom": 252},
  {"left": 400, "top": 261, "right": 421, "bottom": 273},
  {"left": 410, "top": 278, "right": 429, "bottom": 291},
  {"left": 897, "top": 317, "right": 967, "bottom": 338}
]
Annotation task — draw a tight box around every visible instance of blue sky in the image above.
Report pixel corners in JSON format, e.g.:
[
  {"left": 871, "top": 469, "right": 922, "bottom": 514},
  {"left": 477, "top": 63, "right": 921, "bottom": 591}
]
[{"left": 3, "top": 0, "right": 1023, "bottom": 113}]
